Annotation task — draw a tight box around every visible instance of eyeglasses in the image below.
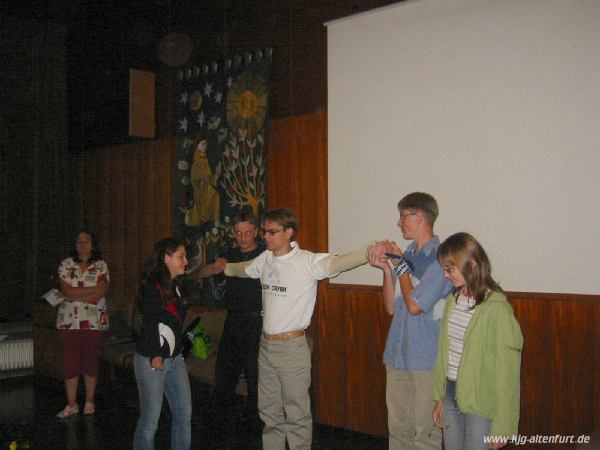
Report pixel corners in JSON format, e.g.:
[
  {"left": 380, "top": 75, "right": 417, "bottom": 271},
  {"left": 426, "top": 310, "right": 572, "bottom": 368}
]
[
  {"left": 398, "top": 212, "right": 417, "bottom": 222},
  {"left": 442, "top": 266, "right": 456, "bottom": 274},
  {"left": 262, "top": 228, "right": 284, "bottom": 237}
]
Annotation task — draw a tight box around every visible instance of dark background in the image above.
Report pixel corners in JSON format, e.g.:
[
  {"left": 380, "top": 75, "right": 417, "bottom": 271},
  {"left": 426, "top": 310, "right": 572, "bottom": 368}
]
[{"left": 2, "top": 0, "right": 401, "bottom": 151}]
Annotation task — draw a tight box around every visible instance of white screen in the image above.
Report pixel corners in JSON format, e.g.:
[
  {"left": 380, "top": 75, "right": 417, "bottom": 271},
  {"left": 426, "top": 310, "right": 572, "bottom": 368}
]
[{"left": 327, "top": 0, "right": 600, "bottom": 293}]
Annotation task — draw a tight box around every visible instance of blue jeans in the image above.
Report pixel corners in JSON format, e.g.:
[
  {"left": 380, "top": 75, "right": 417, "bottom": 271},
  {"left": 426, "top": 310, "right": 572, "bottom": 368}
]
[
  {"left": 133, "top": 353, "right": 192, "bottom": 450},
  {"left": 443, "top": 379, "right": 491, "bottom": 450}
]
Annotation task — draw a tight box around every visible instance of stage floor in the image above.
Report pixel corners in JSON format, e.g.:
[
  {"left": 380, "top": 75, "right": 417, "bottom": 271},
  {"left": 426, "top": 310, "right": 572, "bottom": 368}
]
[{"left": 0, "top": 375, "right": 388, "bottom": 449}]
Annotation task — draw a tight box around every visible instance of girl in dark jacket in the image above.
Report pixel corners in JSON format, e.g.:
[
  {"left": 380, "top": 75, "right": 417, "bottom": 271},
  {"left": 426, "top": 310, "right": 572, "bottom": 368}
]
[{"left": 133, "top": 237, "right": 191, "bottom": 450}]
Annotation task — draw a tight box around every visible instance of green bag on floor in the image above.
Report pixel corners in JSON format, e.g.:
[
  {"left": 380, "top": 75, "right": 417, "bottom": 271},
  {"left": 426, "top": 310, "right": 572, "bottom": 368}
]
[{"left": 191, "top": 320, "right": 213, "bottom": 360}]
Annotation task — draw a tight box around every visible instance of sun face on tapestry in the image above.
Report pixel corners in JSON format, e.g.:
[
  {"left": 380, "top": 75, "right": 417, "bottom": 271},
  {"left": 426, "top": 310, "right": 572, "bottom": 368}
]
[
  {"left": 174, "top": 56, "right": 271, "bottom": 304},
  {"left": 227, "top": 71, "right": 269, "bottom": 131}
]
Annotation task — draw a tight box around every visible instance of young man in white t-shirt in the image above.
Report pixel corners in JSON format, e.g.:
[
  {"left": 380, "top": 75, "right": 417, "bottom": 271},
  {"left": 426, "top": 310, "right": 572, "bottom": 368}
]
[{"left": 216, "top": 208, "right": 379, "bottom": 450}]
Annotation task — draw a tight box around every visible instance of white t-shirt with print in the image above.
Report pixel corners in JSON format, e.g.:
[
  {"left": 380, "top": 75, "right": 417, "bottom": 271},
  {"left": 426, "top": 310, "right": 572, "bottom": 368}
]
[{"left": 245, "top": 242, "right": 337, "bottom": 335}]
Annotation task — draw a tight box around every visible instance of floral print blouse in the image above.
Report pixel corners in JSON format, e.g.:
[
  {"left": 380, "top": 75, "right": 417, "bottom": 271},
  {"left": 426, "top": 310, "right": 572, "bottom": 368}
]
[{"left": 56, "top": 257, "right": 110, "bottom": 330}]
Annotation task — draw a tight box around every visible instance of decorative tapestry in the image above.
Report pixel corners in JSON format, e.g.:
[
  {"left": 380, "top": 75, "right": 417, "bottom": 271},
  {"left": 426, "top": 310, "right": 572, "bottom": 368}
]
[{"left": 174, "top": 51, "right": 271, "bottom": 305}]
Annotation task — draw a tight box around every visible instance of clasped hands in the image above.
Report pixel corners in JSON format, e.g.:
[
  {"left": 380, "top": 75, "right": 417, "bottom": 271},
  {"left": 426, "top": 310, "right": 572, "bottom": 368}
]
[{"left": 367, "top": 240, "right": 404, "bottom": 270}]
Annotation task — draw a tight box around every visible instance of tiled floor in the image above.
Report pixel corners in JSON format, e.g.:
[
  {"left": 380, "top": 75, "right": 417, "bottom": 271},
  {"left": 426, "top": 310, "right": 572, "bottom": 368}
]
[{"left": 0, "top": 374, "right": 388, "bottom": 449}]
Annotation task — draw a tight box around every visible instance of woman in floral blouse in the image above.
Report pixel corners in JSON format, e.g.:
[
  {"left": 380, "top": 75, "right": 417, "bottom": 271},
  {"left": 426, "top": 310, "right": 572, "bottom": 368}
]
[{"left": 56, "top": 230, "right": 109, "bottom": 418}]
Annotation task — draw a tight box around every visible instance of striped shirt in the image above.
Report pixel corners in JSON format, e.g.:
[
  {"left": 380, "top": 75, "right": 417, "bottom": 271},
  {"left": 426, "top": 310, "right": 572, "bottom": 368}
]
[{"left": 446, "top": 293, "right": 476, "bottom": 381}]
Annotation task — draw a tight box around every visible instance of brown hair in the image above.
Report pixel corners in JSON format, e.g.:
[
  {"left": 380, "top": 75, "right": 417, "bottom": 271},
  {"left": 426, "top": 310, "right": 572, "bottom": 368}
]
[
  {"left": 437, "top": 232, "right": 502, "bottom": 306},
  {"left": 263, "top": 208, "right": 298, "bottom": 237},
  {"left": 140, "top": 237, "right": 186, "bottom": 302},
  {"left": 398, "top": 192, "right": 439, "bottom": 226}
]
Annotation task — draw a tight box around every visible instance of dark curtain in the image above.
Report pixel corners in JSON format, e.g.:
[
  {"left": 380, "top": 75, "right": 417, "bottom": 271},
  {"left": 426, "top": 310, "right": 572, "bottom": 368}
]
[{"left": 0, "top": 19, "right": 72, "bottom": 321}]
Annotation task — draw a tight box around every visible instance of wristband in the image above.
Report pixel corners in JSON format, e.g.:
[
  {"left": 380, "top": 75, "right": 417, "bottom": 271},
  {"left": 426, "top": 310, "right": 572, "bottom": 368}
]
[{"left": 393, "top": 259, "right": 411, "bottom": 276}]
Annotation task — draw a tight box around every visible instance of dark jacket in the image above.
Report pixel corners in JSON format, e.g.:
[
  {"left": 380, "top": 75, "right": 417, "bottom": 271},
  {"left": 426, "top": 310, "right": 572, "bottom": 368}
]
[{"left": 136, "top": 281, "right": 188, "bottom": 359}]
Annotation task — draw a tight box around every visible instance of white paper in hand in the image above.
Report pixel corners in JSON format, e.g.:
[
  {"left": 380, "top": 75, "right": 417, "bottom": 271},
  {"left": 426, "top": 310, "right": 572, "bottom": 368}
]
[{"left": 42, "top": 288, "right": 64, "bottom": 306}]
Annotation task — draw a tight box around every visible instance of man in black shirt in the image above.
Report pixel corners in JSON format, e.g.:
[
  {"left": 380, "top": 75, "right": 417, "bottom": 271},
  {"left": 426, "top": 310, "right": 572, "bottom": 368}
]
[{"left": 199, "top": 210, "right": 263, "bottom": 434}]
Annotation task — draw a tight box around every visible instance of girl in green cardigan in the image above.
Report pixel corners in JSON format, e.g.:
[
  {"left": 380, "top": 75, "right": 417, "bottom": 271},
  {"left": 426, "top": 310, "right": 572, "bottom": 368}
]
[{"left": 432, "top": 232, "right": 523, "bottom": 450}]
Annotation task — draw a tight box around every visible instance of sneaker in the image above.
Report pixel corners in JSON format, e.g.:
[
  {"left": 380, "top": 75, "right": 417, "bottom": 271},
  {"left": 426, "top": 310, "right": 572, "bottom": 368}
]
[
  {"left": 56, "top": 404, "right": 79, "bottom": 418},
  {"left": 83, "top": 402, "right": 95, "bottom": 415}
]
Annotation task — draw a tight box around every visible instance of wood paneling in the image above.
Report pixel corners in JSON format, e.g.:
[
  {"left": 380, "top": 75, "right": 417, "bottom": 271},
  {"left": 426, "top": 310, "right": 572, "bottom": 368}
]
[
  {"left": 70, "top": 112, "right": 600, "bottom": 448},
  {"left": 317, "top": 284, "right": 391, "bottom": 434},
  {"left": 511, "top": 295, "right": 600, "bottom": 443},
  {"left": 1, "top": 21, "right": 71, "bottom": 320},
  {"left": 74, "top": 138, "right": 174, "bottom": 312},
  {"left": 319, "top": 286, "right": 600, "bottom": 444},
  {"left": 267, "top": 111, "right": 328, "bottom": 252}
]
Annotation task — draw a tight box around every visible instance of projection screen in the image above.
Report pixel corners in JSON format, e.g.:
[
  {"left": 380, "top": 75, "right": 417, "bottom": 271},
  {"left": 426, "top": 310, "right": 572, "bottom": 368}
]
[{"left": 327, "top": 0, "right": 600, "bottom": 293}]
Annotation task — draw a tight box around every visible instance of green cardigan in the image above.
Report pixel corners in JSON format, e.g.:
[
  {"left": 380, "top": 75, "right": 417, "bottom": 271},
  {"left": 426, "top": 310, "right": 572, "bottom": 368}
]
[{"left": 432, "top": 290, "right": 523, "bottom": 437}]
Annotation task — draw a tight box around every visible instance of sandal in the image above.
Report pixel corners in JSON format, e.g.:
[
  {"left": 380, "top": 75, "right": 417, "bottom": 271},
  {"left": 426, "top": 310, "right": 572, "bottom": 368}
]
[
  {"left": 83, "top": 402, "right": 95, "bottom": 415},
  {"left": 56, "top": 404, "right": 79, "bottom": 418}
]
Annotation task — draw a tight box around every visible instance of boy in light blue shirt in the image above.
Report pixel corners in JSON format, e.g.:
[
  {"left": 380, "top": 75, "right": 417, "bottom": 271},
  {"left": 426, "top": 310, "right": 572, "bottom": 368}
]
[{"left": 368, "top": 192, "right": 452, "bottom": 450}]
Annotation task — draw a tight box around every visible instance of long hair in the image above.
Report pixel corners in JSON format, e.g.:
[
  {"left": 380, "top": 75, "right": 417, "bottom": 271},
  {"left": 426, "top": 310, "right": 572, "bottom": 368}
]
[
  {"left": 140, "top": 237, "right": 186, "bottom": 302},
  {"left": 70, "top": 229, "right": 102, "bottom": 263},
  {"left": 437, "top": 232, "right": 502, "bottom": 306}
]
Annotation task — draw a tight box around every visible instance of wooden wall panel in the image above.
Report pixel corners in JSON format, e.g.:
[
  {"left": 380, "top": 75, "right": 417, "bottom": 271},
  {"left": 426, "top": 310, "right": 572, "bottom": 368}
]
[
  {"left": 124, "top": 146, "right": 140, "bottom": 286},
  {"left": 511, "top": 297, "right": 553, "bottom": 436},
  {"left": 321, "top": 284, "right": 391, "bottom": 434},
  {"left": 320, "top": 287, "right": 600, "bottom": 445},
  {"left": 74, "top": 138, "right": 174, "bottom": 313},
  {"left": 136, "top": 144, "right": 156, "bottom": 265},
  {"left": 267, "top": 111, "right": 334, "bottom": 425},
  {"left": 512, "top": 295, "right": 600, "bottom": 445},
  {"left": 267, "top": 111, "right": 328, "bottom": 252},
  {"left": 313, "top": 284, "right": 390, "bottom": 436},
  {"left": 312, "top": 284, "right": 350, "bottom": 428}
]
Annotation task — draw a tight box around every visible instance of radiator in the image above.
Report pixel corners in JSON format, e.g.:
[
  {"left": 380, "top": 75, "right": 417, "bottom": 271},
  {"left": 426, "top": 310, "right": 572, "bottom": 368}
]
[{"left": 0, "top": 338, "right": 34, "bottom": 371}]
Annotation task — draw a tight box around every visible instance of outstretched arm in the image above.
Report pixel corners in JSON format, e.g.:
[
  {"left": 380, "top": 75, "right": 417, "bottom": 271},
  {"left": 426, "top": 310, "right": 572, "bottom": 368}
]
[
  {"left": 321, "top": 242, "right": 374, "bottom": 276},
  {"left": 196, "top": 261, "right": 224, "bottom": 279},
  {"left": 224, "top": 260, "right": 251, "bottom": 278}
]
